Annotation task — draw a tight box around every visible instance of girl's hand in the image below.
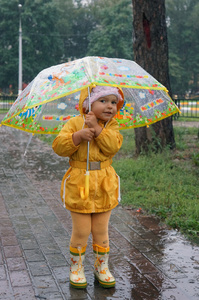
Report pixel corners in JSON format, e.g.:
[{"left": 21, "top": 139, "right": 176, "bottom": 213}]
[
  {"left": 72, "top": 128, "right": 95, "bottom": 146},
  {"left": 85, "top": 111, "right": 98, "bottom": 128},
  {"left": 85, "top": 111, "right": 102, "bottom": 137},
  {"left": 80, "top": 128, "right": 95, "bottom": 141}
]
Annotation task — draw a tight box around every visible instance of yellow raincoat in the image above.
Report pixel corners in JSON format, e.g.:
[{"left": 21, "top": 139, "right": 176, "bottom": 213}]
[{"left": 52, "top": 86, "right": 124, "bottom": 213}]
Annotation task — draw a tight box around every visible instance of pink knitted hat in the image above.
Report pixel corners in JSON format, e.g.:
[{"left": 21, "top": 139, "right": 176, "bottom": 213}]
[{"left": 83, "top": 86, "right": 123, "bottom": 111}]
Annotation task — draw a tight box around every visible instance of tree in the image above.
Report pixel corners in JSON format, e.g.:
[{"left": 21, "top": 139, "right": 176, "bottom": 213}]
[
  {"left": 21, "top": 0, "right": 63, "bottom": 84},
  {"left": 166, "top": 0, "right": 199, "bottom": 95},
  {"left": 53, "top": 0, "right": 74, "bottom": 62},
  {"left": 68, "top": 0, "right": 97, "bottom": 59},
  {"left": 87, "top": 0, "right": 133, "bottom": 60},
  {"left": 0, "top": 0, "right": 19, "bottom": 92},
  {"left": 132, "top": 0, "right": 176, "bottom": 154},
  {"left": 0, "top": 0, "right": 97, "bottom": 93},
  {"left": 0, "top": 0, "right": 63, "bottom": 93}
]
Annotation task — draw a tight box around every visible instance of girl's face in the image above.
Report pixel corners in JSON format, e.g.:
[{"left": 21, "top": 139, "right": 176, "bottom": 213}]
[{"left": 91, "top": 94, "right": 118, "bottom": 121}]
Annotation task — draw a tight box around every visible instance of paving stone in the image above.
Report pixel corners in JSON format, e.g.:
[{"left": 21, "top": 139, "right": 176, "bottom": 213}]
[
  {"left": 45, "top": 253, "right": 68, "bottom": 267},
  {"left": 32, "top": 225, "right": 49, "bottom": 235},
  {"left": 157, "top": 261, "right": 188, "bottom": 279},
  {"left": 35, "top": 233, "right": 55, "bottom": 244},
  {"left": 7, "top": 257, "right": 26, "bottom": 271},
  {"left": 10, "top": 270, "right": 32, "bottom": 287},
  {"left": 132, "top": 239, "right": 157, "bottom": 253},
  {"left": 8, "top": 208, "right": 24, "bottom": 216},
  {"left": 4, "top": 245, "right": 22, "bottom": 258},
  {"left": 145, "top": 271, "right": 176, "bottom": 291},
  {"left": 130, "top": 256, "right": 159, "bottom": 274},
  {"left": 24, "top": 249, "right": 45, "bottom": 262},
  {"left": 131, "top": 277, "right": 161, "bottom": 299},
  {"left": 0, "top": 227, "right": 16, "bottom": 237},
  {"left": 49, "top": 227, "right": 67, "bottom": 238},
  {"left": 142, "top": 249, "right": 166, "bottom": 265},
  {"left": 13, "top": 286, "right": 36, "bottom": 300},
  {"left": 53, "top": 266, "right": 69, "bottom": 284},
  {"left": 0, "top": 251, "right": 3, "bottom": 265},
  {"left": 1, "top": 235, "right": 19, "bottom": 246},
  {"left": 20, "top": 238, "right": 39, "bottom": 250},
  {"left": 40, "top": 242, "right": 62, "bottom": 255},
  {"left": 28, "top": 261, "right": 51, "bottom": 276},
  {"left": 13, "top": 223, "right": 31, "bottom": 232},
  {"left": 172, "top": 276, "right": 199, "bottom": 300},
  {"left": 0, "top": 280, "right": 13, "bottom": 299},
  {"left": 87, "top": 278, "right": 133, "bottom": 300},
  {"left": 160, "top": 288, "right": 191, "bottom": 300},
  {"left": 22, "top": 207, "right": 38, "bottom": 217},
  {"left": 36, "top": 291, "right": 64, "bottom": 300},
  {"left": 60, "top": 282, "right": 91, "bottom": 299},
  {"left": 0, "top": 265, "right": 6, "bottom": 280},
  {"left": 33, "top": 275, "right": 60, "bottom": 294},
  {"left": 16, "top": 231, "right": 36, "bottom": 240}
]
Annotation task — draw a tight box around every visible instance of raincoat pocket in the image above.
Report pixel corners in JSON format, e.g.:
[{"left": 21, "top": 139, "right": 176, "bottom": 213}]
[
  {"left": 100, "top": 169, "right": 119, "bottom": 209},
  {"left": 61, "top": 168, "right": 92, "bottom": 212}
]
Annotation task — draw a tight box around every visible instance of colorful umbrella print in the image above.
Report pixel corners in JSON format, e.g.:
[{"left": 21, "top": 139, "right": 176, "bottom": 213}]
[{"left": 0, "top": 56, "right": 180, "bottom": 134}]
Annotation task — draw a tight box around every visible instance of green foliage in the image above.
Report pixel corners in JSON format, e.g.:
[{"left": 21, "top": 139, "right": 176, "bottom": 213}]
[
  {"left": 166, "top": 0, "right": 199, "bottom": 95},
  {"left": 0, "top": 0, "right": 63, "bottom": 91},
  {"left": 0, "top": 0, "right": 19, "bottom": 89},
  {"left": 87, "top": 0, "right": 133, "bottom": 59},
  {"left": 57, "top": 0, "right": 97, "bottom": 60},
  {"left": 192, "top": 152, "right": 199, "bottom": 166},
  {"left": 22, "top": 0, "right": 64, "bottom": 82}
]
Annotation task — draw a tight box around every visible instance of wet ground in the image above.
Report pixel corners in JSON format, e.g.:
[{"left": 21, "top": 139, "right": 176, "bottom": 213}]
[
  {"left": 172, "top": 120, "right": 199, "bottom": 128},
  {"left": 0, "top": 117, "right": 199, "bottom": 299}
]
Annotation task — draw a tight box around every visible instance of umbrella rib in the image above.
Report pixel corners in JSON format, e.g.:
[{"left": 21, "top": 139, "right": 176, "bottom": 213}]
[{"left": 83, "top": 57, "right": 95, "bottom": 85}]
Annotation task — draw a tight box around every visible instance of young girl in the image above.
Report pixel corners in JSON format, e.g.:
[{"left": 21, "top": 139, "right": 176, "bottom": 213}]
[{"left": 52, "top": 85, "right": 124, "bottom": 289}]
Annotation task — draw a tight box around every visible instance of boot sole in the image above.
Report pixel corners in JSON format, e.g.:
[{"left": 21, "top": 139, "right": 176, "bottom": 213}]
[
  {"left": 70, "top": 280, "right": 87, "bottom": 289},
  {"left": 94, "top": 274, "right": 115, "bottom": 288}
]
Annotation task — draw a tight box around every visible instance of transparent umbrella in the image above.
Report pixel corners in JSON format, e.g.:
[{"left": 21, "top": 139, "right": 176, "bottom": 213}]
[{"left": 0, "top": 56, "right": 180, "bottom": 198}]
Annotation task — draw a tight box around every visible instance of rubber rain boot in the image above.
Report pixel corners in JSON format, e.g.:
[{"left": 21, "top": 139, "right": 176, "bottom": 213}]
[
  {"left": 93, "top": 244, "right": 115, "bottom": 288},
  {"left": 70, "top": 245, "right": 87, "bottom": 289}
]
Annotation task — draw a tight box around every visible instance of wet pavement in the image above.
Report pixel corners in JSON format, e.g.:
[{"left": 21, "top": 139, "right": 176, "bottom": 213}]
[{"left": 0, "top": 117, "right": 199, "bottom": 300}]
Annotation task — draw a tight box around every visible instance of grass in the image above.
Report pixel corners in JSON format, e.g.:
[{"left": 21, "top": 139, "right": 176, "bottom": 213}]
[
  {"left": 174, "top": 116, "right": 199, "bottom": 122},
  {"left": 113, "top": 125, "right": 199, "bottom": 244}
]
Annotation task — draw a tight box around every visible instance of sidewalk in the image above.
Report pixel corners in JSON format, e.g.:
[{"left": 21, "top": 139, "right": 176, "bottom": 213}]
[
  {"left": 173, "top": 120, "right": 199, "bottom": 128},
  {"left": 0, "top": 120, "right": 199, "bottom": 299}
]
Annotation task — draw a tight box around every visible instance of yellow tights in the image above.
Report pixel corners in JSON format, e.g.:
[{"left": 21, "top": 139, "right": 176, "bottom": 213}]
[{"left": 70, "top": 210, "right": 112, "bottom": 248}]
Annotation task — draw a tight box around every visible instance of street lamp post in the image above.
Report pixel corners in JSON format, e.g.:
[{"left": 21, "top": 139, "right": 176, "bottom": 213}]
[{"left": 18, "top": 4, "right": 22, "bottom": 95}]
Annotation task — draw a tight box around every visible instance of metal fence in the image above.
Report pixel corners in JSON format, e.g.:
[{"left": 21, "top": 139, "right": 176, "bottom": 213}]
[
  {"left": 0, "top": 95, "right": 198, "bottom": 119},
  {"left": 175, "top": 99, "right": 199, "bottom": 119},
  {"left": 0, "top": 95, "right": 17, "bottom": 110}
]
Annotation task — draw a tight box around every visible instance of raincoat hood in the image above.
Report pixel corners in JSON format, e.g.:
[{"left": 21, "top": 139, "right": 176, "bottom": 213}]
[{"left": 79, "top": 85, "right": 124, "bottom": 116}]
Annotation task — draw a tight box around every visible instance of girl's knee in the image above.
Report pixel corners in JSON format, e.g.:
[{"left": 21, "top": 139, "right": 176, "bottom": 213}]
[{"left": 73, "top": 227, "right": 91, "bottom": 239}]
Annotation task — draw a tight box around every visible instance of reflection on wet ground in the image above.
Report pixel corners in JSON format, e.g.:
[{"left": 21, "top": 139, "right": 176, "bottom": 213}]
[{"left": 0, "top": 122, "right": 199, "bottom": 299}]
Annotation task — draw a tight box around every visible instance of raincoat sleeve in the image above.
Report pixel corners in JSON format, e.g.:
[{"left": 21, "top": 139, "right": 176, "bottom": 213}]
[
  {"left": 52, "top": 117, "right": 81, "bottom": 157},
  {"left": 95, "top": 119, "right": 123, "bottom": 156}
]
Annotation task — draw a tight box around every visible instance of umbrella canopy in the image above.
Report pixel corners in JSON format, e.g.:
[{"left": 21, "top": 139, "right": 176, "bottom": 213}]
[{"left": 0, "top": 56, "right": 179, "bottom": 134}]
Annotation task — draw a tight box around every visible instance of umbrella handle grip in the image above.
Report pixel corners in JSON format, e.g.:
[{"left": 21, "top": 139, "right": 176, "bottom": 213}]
[{"left": 80, "top": 171, "right": 89, "bottom": 200}]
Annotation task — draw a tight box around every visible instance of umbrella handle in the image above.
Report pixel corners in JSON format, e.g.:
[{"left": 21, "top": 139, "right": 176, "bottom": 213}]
[
  {"left": 80, "top": 87, "right": 91, "bottom": 200},
  {"left": 80, "top": 171, "right": 89, "bottom": 200}
]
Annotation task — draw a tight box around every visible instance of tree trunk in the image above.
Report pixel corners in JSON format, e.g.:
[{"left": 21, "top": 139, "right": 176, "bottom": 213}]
[{"left": 132, "top": 0, "right": 176, "bottom": 154}]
